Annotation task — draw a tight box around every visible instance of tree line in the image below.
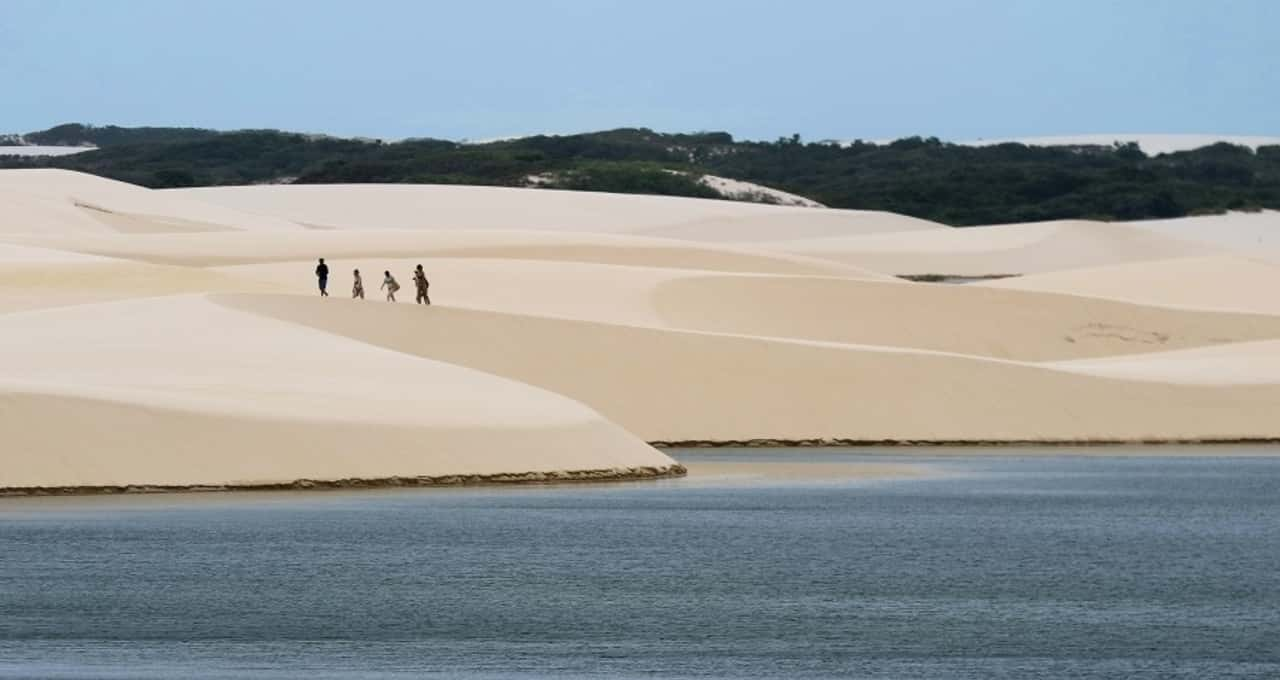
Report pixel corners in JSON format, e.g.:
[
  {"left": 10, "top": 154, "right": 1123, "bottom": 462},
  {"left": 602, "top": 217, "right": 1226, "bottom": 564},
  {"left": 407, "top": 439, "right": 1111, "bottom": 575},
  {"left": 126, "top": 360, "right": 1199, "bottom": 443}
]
[{"left": 3, "top": 124, "right": 1277, "bottom": 226}]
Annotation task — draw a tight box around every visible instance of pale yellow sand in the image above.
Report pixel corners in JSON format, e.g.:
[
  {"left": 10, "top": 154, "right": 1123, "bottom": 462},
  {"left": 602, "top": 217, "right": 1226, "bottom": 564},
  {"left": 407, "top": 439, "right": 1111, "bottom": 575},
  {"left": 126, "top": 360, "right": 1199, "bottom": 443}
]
[
  {"left": 1129, "top": 211, "right": 1280, "bottom": 255},
  {"left": 1050, "top": 339, "right": 1280, "bottom": 385},
  {"left": 0, "top": 242, "right": 288, "bottom": 313},
  {"left": 220, "top": 257, "right": 687, "bottom": 327},
  {"left": 981, "top": 255, "right": 1280, "bottom": 315},
  {"left": 0, "top": 169, "right": 303, "bottom": 234},
  {"left": 0, "top": 187, "right": 116, "bottom": 233},
  {"left": 0, "top": 296, "right": 674, "bottom": 489},
  {"left": 4, "top": 170, "right": 1280, "bottom": 494},
  {"left": 218, "top": 258, "right": 1280, "bottom": 361},
  {"left": 3, "top": 228, "right": 875, "bottom": 277},
  {"left": 175, "top": 183, "right": 947, "bottom": 240},
  {"left": 752, "top": 220, "right": 1212, "bottom": 275},
  {"left": 0, "top": 241, "right": 112, "bottom": 264},
  {"left": 646, "top": 272, "right": 1280, "bottom": 360},
  {"left": 0, "top": 255, "right": 290, "bottom": 313},
  {"left": 221, "top": 295, "right": 1280, "bottom": 443},
  {"left": 628, "top": 210, "right": 946, "bottom": 242}
]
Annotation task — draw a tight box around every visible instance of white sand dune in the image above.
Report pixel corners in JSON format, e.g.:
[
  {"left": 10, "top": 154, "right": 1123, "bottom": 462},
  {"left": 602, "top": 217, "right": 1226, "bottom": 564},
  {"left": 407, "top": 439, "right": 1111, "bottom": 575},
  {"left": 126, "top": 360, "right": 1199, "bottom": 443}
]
[
  {"left": 4, "top": 169, "right": 1280, "bottom": 492},
  {"left": 4, "top": 227, "right": 880, "bottom": 277},
  {"left": 0, "top": 241, "right": 113, "bottom": 264},
  {"left": 0, "top": 169, "right": 303, "bottom": 234},
  {"left": 629, "top": 210, "right": 944, "bottom": 243},
  {"left": 0, "top": 242, "right": 280, "bottom": 314},
  {"left": 982, "top": 255, "right": 1280, "bottom": 315},
  {"left": 647, "top": 271, "right": 1280, "bottom": 360},
  {"left": 753, "top": 220, "right": 1212, "bottom": 275},
  {"left": 220, "top": 258, "right": 1280, "bottom": 361},
  {"left": 1128, "top": 211, "right": 1280, "bottom": 255},
  {"left": 221, "top": 257, "right": 684, "bottom": 327},
  {"left": 0, "top": 145, "right": 96, "bottom": 157},
  {"left": 0, "top": 259, "right": 285, "bottom": 314},
  {"left": 1051, "top": 339, "right": 1280, "bottom": 385},
  {"left": 694, "top": 174, "right": 825, "bottom": 208},
  {"left": 174, "top": 183, "right": 944, "bottom": 240},
  {"left": 221, "top": 295, "right": 1280, "bottom": 443},
  {"left": 0, "top": 296, "right": 674, "bottom": 489}
]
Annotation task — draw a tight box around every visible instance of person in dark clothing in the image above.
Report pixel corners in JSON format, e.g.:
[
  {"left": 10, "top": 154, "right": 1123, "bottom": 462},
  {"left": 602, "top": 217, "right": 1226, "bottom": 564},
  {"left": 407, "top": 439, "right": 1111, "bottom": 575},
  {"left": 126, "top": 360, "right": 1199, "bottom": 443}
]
[
  {"left": 315, "top": 258, "right": 330, "bottom": 297},
  {"left": 413, "top": 264, "right": 430, "bottom": 305}
]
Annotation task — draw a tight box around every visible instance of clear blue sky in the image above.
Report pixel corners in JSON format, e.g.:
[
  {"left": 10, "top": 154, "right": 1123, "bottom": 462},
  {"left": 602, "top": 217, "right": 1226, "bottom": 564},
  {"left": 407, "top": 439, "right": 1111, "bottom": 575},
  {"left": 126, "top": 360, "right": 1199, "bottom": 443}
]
[{"left": 2, "top": 0, "right": 1276, "bottom": 141}]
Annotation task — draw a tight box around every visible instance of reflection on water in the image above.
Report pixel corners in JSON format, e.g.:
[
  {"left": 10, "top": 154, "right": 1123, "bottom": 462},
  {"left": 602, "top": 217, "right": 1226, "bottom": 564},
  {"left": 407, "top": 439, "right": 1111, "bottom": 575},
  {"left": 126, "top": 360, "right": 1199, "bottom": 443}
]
[{"left": 1, "top": 450, "right": 1278, "bottom": 679}]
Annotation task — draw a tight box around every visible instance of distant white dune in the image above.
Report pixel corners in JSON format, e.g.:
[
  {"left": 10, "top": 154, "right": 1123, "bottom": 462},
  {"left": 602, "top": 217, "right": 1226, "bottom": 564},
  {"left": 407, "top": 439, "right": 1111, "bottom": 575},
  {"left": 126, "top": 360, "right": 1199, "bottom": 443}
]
[
  {"left": 696, "top": 174, "right": 824, "bottom": 208},
  {"left": 0, "top": 145, "right": 96, "bottom": 157},
  {"left": 176, "top": 182, "right": 933, "bottom": 240},
  {"left": 956, "top": 134, "right": 1280, "bottom": 155},
  {"left": 1131, "top": 210, "right": 1280, "bottom": 252}
]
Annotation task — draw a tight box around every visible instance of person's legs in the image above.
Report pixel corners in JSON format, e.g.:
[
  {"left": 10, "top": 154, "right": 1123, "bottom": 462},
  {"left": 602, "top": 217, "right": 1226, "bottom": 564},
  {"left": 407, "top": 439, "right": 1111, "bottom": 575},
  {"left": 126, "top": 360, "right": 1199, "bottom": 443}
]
[{"left": 319, "top": 278, "right": 328, "bottom": 296}]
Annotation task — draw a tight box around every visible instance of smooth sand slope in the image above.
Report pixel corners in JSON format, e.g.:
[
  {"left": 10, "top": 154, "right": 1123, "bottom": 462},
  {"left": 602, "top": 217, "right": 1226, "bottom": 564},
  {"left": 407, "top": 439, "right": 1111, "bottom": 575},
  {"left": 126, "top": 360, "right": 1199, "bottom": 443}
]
[
  {"left": 4, "top": 169, "right": 1280, "bottom": 492},
  {"left": 218, "top": 257, "right": 1280, "bottom": 361},
  {"left": 0, "top": 236, "right": 286, "bottom": 314},
  {"left": 1050, "top": 339, "right": 1280, "bottom": 386},
  {"left": 0, "top": 296, "right": 676, "bottom": 490},
  {"left": 4, "top": 228, "right": 880, "bottom": 278},
  {"left": 982, "top": 255, "right": 1280, "bottom": 315},
  {"left": 0, "top": 259, "right": 282, "bottom": 314},
  {"left": 753, "top": 220, "right": 1212, "bottom": 275},
  {"left": 223, "top": 295, "right": 1280, "bottom": 443},
  {"left": 1129, "top": 211, "right": 1280, "bottom": 255},
  {"left": 175, "top": 183, "right": 947, "bottom": 241},
  {"left": 0, "top": 169, "right": 303, "bottom": 234},
  {"left": 630, "top": 210, "right": 944, "bottom": 243}
]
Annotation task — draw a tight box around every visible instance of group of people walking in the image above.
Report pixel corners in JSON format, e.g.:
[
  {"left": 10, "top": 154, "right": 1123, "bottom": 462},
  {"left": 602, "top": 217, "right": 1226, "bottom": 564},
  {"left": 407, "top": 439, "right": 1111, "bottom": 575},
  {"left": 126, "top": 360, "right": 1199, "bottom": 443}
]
[{"left": 315, "top": 258, "right": 430, "bottom": 304}]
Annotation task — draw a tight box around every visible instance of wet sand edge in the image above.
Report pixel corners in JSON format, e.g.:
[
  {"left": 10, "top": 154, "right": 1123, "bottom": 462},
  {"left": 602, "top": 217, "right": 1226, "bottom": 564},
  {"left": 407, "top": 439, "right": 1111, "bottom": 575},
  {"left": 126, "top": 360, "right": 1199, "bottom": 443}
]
[{"left": 0, "top": 464, "right": 688, "bottom": 498}]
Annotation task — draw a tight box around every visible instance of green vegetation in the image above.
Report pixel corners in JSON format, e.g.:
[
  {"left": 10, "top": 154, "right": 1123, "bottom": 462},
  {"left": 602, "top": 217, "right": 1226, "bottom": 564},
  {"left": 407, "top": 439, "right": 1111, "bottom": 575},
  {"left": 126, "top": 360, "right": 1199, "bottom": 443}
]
[
  {"left": 3, "top": 123, "right": 1279, "bottom": 225},
  {"left": 23, "top": 123, "right": 221, "bottom": 147},
  {"left": 712, "top": 136, "right": 1280, "bottom": 224}
]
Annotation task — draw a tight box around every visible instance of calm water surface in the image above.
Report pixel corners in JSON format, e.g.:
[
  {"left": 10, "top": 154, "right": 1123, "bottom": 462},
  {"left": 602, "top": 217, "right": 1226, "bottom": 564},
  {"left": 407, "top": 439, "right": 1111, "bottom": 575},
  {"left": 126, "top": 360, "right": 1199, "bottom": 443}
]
[{"left": 2, "top": 449, "right": 1278, "bottom": 679}]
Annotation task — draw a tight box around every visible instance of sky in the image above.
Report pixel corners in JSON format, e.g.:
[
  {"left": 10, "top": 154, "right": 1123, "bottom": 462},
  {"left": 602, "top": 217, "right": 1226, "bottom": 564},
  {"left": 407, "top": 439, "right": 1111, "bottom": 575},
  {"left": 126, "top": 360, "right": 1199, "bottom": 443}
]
[{"left": 2, "top": 0, "right": 1277, "bottom": 142}]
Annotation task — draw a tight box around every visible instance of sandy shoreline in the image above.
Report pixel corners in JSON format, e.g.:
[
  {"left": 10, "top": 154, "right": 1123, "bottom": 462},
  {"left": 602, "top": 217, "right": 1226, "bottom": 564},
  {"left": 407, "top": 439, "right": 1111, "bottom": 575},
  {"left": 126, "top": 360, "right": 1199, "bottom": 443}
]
[{"left": 0, "top": 464, "right": 688, "bottom": 498}]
